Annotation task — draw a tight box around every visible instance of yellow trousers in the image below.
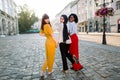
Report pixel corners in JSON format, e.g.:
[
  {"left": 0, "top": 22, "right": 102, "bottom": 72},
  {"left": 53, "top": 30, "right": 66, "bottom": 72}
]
[{"left": 41, "top": 39, "right": 56, "bottom": 73}]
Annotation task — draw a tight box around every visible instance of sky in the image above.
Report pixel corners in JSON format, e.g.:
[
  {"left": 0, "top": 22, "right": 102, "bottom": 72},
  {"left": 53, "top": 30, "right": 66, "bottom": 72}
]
[{"left": 14, "top": 0, "right": 74, "bottom": 20}]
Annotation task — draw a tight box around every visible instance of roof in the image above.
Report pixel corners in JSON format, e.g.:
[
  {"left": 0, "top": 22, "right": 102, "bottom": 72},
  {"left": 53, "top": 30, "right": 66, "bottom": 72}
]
[{"left": 70, "top": 0, "right": 79, "bottom": 8}]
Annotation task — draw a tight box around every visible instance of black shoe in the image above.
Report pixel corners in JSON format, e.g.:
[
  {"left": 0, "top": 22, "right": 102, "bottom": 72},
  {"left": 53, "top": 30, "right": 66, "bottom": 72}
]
[
  {"left": 47, "top": 73, "right": 55, "bottom": 80},
  {"left": 40, "top": 76, "right": 44, "bottom": 80},
  {"left": 70, "top": 67, "right": 73, "bottom": 70}
]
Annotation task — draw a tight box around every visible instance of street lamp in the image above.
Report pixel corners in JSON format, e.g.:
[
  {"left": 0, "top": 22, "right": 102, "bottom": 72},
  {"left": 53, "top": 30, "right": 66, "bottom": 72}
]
[{"left": 95, "top": 0, "right": 114, "bottom": 45}]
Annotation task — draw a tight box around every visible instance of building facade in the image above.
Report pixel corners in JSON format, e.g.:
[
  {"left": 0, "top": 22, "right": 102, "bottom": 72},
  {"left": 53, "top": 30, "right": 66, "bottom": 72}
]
[
  {"left": 55, "top": 0, "right": 119, "bottom": 33},
  {"left": 93, "top": 0, "right": 111, "bottom": 32},
  {"left": 78, "top": 0, "right": 113, "bottom": 32},
  {"left": 77, "top": 0, "right": 89, "bottom": 32},
  {"left": 31, "top": 20, "right": 41, "bottom": 30},
  {"left": 54, "top": 1, "right": 72, "bottom": 31},
  {"left": 54, "top": 0, "right": 79, "bottom": 32},
  {"left": 110, "top": 0, "right": 120, "bottom": 33},
  {"left": 0, "top": 0, "right": 19, "bottom": 37}
]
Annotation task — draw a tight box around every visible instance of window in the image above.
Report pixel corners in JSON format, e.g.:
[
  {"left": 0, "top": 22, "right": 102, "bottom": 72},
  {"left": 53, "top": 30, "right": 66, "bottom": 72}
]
[
  {"left": 0, "top": 0, "right": 2, "bottom": 10},
  {"left": 116, "top": 1, "right": 120, "bottom": 10},
  {"left": 90, "top": 1, "right": 92, "bottom": 5}
]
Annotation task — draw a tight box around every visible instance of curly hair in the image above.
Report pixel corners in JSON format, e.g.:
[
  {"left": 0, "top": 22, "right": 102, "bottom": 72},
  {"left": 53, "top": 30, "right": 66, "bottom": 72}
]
[{"left": 68, "top": 13, "right": 78, "bottom": 23}]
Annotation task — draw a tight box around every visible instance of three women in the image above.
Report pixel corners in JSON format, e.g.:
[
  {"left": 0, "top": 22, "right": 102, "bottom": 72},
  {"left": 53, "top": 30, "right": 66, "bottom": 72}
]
[{"left": 39, "top": 13, "right": 83, "bottom": 79}]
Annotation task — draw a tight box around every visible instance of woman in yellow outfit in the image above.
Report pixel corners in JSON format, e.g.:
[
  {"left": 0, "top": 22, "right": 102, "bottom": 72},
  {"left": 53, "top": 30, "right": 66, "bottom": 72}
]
[{"left": 39, "top": 14, "right": 56, "bottom": 79}]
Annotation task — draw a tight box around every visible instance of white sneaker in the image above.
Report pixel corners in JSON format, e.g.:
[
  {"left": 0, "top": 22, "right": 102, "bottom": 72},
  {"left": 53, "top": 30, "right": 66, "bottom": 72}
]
[{"left": 60, "top": 69, "right": 69, "bottom": 73}]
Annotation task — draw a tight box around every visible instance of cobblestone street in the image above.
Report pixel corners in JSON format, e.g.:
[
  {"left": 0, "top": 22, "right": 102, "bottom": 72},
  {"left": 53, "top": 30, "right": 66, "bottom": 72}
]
[{"left": 0, "top": 33, "right": 120, "bottom": 80}]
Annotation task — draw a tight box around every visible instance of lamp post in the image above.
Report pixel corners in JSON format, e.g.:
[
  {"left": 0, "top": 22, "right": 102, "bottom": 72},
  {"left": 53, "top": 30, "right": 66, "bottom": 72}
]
[
  {"left": 95, "top": 0, "right": 113, "bottom": 45},
  {"left": 103, "top": 0, "right": 106, "bottom": 44}
]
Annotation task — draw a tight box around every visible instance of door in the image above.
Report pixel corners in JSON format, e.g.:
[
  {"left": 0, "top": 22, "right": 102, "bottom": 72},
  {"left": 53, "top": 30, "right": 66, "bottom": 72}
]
[{"left": 118, "top": 19, "right": 120, "bottom": 33}]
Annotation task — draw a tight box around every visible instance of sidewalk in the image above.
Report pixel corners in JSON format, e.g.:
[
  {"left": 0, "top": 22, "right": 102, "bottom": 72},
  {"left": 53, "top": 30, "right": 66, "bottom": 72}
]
[
  {"left": 78, "top": 32, "right": 120, "bottom": 36},
  {"left": 78, "top": 32, "right": 120, "bottom": 47}
]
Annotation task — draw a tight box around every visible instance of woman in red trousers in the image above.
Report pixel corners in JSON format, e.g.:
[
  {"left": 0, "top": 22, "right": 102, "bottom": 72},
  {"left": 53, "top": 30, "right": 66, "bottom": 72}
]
[{"left": 68, "top": 13, "right": 83, "bottom": 71}]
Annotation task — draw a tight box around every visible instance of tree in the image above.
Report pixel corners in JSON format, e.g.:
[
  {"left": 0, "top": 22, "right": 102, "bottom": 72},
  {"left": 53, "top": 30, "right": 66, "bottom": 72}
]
[{"left": 18, "top": 4, "right": 38, "bottom": 33}]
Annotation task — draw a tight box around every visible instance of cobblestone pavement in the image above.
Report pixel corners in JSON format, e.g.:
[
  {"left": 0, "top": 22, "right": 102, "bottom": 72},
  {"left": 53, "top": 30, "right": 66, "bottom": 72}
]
[{"left": 0, "top": 33, "right": 120, "bottom": 80}]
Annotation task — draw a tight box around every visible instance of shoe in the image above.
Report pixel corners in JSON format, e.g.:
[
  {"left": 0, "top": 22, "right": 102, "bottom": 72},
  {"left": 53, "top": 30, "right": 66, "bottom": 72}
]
[
  {"left": 70, "top": 67, "right": 73, "bottom": 70},
  {"left": 60, "top": 69, "right": 69, "bottom": 73},
  {"left": 39, "top": 75, "right": 44, "bottom": 80},
  {"left": 48, "top": 71, "right": 54, "bottom": 75},
  {"left": 70, "top": 66, "right": 83, "bottom": 71},
  {"left": 47, "top": 72, "right": 55, "bottom": 80},
  {"left": 73, "top": 56, "right": 79, "bottom": 64},
  {"left": 71, "top": 63, "right": 83, "bottom": 71},
  {"left": 74, "top": 67, "right": 83, "bottom": 71},
  {"left": 40, "top": 72, "right": 45, "bottom": 80}
]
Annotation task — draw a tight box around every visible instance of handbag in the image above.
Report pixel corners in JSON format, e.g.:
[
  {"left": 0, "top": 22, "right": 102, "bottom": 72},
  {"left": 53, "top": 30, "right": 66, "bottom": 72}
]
[{"left": 66, "top": 36, "right": 72, "bottom": 44}]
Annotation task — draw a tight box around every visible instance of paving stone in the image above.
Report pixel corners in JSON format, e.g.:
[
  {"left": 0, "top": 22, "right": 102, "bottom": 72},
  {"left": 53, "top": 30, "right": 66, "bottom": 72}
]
[
  {"left": 31, "top": 74, "right": 40, "bottom": 79},
  {"left": 32, "top": 78, "right": 39, "bottom": 80},
  {"left": 0, "top": 76, "right": 9, "bottom": 79},
  {"left": 23, "top": 76, "right": 31, "bottom": 80},
  {"left": 9, "top": 79, "right": 15, "bottom": 80},
  {"left": 0, "top": 34, "right": 120, "bottom": 80},
  {"left": 15, "top": 74, "right": 25, "bottom": 79},
  {"left": 111, "top": 68, "right": 120, "bottom": 73},
  {"left": 96, "top": 68, "right": 112, "bottom": 78},
  {"left": 106, "top": 74, "right": 120, "bottom": 80}
]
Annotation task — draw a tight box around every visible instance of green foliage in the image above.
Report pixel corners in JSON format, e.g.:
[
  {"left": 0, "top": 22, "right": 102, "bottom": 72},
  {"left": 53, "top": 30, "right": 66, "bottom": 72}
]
[{"left": 18, "top": 4, "right": 39, "bottom": 33}]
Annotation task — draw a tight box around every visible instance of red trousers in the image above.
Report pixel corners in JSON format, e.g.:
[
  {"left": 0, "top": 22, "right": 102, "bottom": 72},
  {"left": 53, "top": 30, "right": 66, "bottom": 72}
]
[
  {"left": 69, "top": 34, "right": 83, "bottom": 71},
  {"left": 69, "top": 34, "right": 79, "bottom": 58}
]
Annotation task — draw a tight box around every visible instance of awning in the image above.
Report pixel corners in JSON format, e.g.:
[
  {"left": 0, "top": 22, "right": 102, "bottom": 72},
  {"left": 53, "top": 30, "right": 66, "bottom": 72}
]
[{"left": 78, "top": 21, "right": 87, "bottom": 27}]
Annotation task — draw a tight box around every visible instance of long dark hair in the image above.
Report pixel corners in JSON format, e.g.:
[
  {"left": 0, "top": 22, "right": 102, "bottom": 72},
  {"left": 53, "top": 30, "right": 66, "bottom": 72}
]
[
  {"left": 68, "top": 13, "right": 78, "bottom": 23},
  {"left": 40, "top": 14, "right": 51, "bottom": 30},
  {"left": 61, "top": 15, "right": 68, "bottom": 24},
  {"left": 61, "top": 14, "right": 69, "bottom": 42}
]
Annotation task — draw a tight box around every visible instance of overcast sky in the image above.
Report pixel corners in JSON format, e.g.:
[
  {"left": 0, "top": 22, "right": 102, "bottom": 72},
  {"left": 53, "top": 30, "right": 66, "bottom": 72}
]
[{"left": 14, "top": 0, "right": 74, "bottom": 20}]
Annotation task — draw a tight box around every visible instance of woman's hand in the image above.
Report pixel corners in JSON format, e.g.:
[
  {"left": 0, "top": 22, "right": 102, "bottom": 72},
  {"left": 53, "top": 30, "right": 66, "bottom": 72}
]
[
  {"left": 55, "top": 42, "right": 59, "bottom": 48},
  {"left": 39, "top": 33, "right": 45, "bottom": 36}
]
